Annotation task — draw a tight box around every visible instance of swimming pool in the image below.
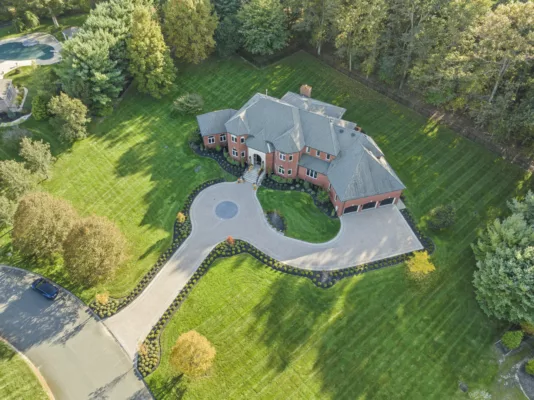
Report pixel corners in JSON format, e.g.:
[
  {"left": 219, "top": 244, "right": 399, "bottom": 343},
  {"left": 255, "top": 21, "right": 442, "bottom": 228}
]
[{"left": 0, "top": 42, "right": 55, "bottom": 61}]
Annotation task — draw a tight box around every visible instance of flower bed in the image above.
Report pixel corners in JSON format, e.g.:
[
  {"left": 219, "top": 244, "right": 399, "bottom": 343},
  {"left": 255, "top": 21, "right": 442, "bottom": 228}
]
[
  {"left": 261, "top": 175, "right": 337, "bottom": 218},
  {"left": 137, "top": 210, "right": 434, "bottom": 376},
  {"left": 89, "top": 178, "right": 224, "bottom": 318},
  {"left": 190, "top": 142, "right": 245, "bottom": 177}
]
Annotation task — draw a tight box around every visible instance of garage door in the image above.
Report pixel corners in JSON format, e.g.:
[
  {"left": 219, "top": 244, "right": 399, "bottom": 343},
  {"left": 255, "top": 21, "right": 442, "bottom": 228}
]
[
  {"left": 380, "top": 198, "right": 394, "bottom": 206},
  {"left": 343, "top": 205, "right": 359, "bottom": 214},
  {"left": 362, "top": 201, "right": 377, "bottom": 210}
]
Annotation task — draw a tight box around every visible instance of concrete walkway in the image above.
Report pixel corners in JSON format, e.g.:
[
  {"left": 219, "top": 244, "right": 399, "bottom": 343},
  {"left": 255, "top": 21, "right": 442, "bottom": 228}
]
[
  {"left": 0, "top": 266, "right": 151, "bottom": 400},
  {"left": 106, "top": 182, "right": 422, "bottom": 358}
]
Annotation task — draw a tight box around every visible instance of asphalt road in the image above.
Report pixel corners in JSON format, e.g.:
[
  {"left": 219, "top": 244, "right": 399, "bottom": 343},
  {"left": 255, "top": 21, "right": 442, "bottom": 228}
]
[{"left": 0, "top": 265, "right": 152, "bottom": 400}]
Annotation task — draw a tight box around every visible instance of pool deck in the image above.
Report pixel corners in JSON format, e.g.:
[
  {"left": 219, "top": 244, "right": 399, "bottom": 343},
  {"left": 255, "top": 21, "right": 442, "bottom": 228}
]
[{"left": 0, "top": 33, "right": 62, "bottom": 78}]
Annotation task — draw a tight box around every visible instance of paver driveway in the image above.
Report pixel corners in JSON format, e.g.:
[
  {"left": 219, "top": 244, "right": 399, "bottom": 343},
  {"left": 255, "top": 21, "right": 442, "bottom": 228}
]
[
  {"left": 106, "top": 182, "right": 422, "bottom": 358},
  {"left": 0, "top": 266, "right": 151, "bottom": 400}
]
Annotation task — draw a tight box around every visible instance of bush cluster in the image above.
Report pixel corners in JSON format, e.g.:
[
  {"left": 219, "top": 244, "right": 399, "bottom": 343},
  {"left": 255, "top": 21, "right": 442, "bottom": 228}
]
[
  {"left": 427, "top": 204, "right": 456, "bottom": 231},
  {"left": 501, "top": 330, "right": 523, "bottom": 350},
  {"left": 171, "top": 93, "right": 204, "bottom": 115},
  {"left": 526, "top": 359, "right": 534, "bottom": 376}
]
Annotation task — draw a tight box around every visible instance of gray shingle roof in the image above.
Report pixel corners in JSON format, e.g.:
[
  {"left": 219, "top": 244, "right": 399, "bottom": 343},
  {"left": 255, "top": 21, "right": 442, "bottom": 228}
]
[
  {"left": 225, "top": 94, "right": 304, "bottom": 154},
  {"left": 197, "top": 109, "right": 236, "bottom": 136},
  {"left": 196, "top": 92, "right": 405, "bottom": 202},
  {"left": 281, "top": 92, "right": 346, "bottom": 119},
  {"left": 326, "top": 132, "right": 405, "bottom": 201},
  {"left": 299, "top": 154, "right": 329, "bottom": 175}
]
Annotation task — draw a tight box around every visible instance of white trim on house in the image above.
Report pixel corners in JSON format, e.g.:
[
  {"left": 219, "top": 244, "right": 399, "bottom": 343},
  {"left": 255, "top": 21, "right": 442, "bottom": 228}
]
[
  {"left": 247, "top": 147, "right": 266, "bottom": 166},
  {"left": 208, "top": 136, "right": 215, "bottom": 144},
  {"left": 220, "top": 134, "right": 226, "bottom": 142},
  {"left": 232, "top": 148, "right": 238, "bottom": 157},
  {"left": 231, "top": 135, "right": 237, "bottom": 143},
  {"left": 279, "top": 152, "right": 286, "bottom": 161},
  {"left": 278, "top": 165, "right": 285, "bottom": 175}
]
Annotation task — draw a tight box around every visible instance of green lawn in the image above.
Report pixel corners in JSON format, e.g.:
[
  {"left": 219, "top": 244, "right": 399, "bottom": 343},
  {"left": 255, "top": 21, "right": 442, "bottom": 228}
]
[
  {"left": 147, "top": 255, "right": 506, "bottom": 399},
  {"left": 0, "top": 51, "right": 530, "bottom": 397},
  {"left": 0, "top": 14, "right": 88, "bottom": 41},
  {"left": 257, "top": 188, "right": 340, "bottom": 242},
  {"left": 0, "top": 341, "right": 48, "bottom": 400}
]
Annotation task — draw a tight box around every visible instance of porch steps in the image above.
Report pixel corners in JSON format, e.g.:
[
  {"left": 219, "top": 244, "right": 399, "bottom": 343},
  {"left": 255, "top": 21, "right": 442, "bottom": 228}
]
[{"left": 243, "top": 165, "right": 261, "bottom": 184}]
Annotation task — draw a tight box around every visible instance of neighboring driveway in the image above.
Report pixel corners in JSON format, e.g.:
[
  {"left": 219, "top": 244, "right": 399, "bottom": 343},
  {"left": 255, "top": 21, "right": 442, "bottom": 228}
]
[
  {"left": 0, "top": 266, "right": 152, "bottom": 400},
  {"left": 106, "top": 182, "right": 422, "bottom": 358}
]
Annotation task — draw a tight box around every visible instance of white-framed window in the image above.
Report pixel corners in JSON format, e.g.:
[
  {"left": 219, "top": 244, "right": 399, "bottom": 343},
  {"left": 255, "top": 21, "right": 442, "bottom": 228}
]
[
  {"left": 279, "top": 152, "right": 286, "bottom": 161},
  {"left": 335, "top": 195, "right": 338, "bottom": 201},
  {"left": 208, "top": 136, "right": 215, "bottom": 144},
  {"left": 240, "top": 136, "right": 245, "bottom": 144},
  {"left": 306, "top": 146, "right": 311, "bottom": 153},
  {"left": 287, "top": 169, "right": 292, "bottom": 175},
  {"left": 278, "top": 165, "right": 285, "bottom": 175},
  {"left": 326, "top": 154, "right": 331, "bottom": 160},
  {"left": 241, "top": 151, "right": 245, "bottom": 158},
  {"left": 289, "top": 154, "right": 293, "bottom": 161},
  {"left": 306, "top": 169, "right": 318, "bottom": 179},
  {"left": 328, "top": 183, "right": 331, "bottom": 190},
  {"left": 220, "top": 134, "right": 227, "bottom": 142},
  {"left": 231, "top": 135, "right": 237, "bottom": 143},
  {"left": 232, "top": 148, "right": 238, "bottom": 157},
  {"left": 316, "top": 150, "right": 321, "bottom": 157}
]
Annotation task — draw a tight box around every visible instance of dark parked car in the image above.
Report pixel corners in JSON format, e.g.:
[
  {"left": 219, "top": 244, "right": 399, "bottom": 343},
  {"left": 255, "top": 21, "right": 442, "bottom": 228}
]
[{"left": 31, "top": 278, "right": 59, "bottom": 300}]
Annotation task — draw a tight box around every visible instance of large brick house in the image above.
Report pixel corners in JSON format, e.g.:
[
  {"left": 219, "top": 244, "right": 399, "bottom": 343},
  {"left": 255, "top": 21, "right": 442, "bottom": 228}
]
[{"left": 197, "top": 85, "right": 405, "bottom": 216}]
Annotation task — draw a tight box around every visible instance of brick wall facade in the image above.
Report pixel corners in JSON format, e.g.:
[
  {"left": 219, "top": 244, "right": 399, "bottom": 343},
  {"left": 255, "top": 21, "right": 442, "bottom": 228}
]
[
  {"left": 228, "top": 134, "right": 248, "bottom": 161},
  {"left": 297, "top": 167, "right": 330, "bottom": 189},
  {"left": 202, "top": 133, "right": 228, "bottom": 149},
  {"left": 273, "top": 150, "right": 300, "bottom": 178}
]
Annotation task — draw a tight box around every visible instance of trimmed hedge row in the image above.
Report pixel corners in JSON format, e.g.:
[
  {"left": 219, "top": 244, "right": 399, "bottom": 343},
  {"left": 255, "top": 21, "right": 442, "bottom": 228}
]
[
  {"left": 137, "top": 213, "right": 434, "bottom": 376},
  {"left": 89, "top": 179, "right": 224, "bottom": 318}
]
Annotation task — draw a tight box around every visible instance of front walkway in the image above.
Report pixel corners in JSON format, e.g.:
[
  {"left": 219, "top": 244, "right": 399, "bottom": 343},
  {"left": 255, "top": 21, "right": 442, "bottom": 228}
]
[
  {"left": 0, "top": 266, "right": 151, "bottom": 400},
  {"left": 105, "top": 182, "right": 422, "bottom": 358},
  {"left": 0, "top": 33, "right": 62, "bottom": 77}
]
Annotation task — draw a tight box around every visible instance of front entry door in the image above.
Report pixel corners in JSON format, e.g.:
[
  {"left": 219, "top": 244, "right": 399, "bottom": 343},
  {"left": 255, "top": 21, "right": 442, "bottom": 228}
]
[{"left": 253, "top": 154, "right": 262, "bottom": 165}]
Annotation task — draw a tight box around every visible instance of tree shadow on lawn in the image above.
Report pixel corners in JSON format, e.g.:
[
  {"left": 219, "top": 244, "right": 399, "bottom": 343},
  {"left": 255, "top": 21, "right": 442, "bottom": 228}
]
[{"left": 247, "top": 275, "right": 340, "bottom": 373}]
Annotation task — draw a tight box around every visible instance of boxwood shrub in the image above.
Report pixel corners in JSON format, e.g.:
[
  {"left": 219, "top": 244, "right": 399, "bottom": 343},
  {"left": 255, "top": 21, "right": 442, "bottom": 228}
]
[{"left": 502, "top": 330, "right": 523, "bottom": 350}]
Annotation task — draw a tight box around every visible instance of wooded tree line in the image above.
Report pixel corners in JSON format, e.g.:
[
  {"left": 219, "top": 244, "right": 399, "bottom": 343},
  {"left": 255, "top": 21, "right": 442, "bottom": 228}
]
[{"left": 3, "top": 0, "right": 532, "bottom": 146}]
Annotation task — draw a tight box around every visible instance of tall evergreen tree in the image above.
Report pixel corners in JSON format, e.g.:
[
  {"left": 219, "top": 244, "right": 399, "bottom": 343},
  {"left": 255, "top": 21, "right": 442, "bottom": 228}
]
[
  {"left": 163, "top": 0, "right": 218, "bottom": 64},
  {"left": 238, "top": 0, "right": 289, "bottom": 55},
  {"left": 127, "top": 6, "right": 175, "bottom": 97}
]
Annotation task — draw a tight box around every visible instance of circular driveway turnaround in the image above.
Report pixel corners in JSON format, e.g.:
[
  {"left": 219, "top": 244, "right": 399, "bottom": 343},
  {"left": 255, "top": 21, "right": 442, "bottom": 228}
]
[
  {"left": 106, "top": 182, "right": 423, "bottom": 358},
  {"left": 0, "top": 266, "right": 152, "bottom": 400},
  {"left": 215, "top": 200, "right": 238, "bottom": 219}
]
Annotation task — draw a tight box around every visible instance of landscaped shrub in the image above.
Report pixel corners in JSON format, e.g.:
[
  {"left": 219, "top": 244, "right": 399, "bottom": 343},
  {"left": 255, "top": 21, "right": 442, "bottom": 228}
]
[
  {"left": 176, "top": 212, "right": 186, "bottom": 223},
  {"left": 171, "top": 93, "right": 204, "bottom": 115},
  {"left": 215, "top": 144, "right": 221, "bottom": 152},
  {"left": 426, "top": 204, "right": 455, "bottom": 231},
  {"left": 317, "top": 189, "right": 330, "bottom": 204},
  {"left": 226, "top": 236, "right": 235, "bottom": 246},
  {"left": 526, "top": 359, "right": 534, "bottom": 376},
  {"left": 501, "top": 330, "right": 523, "bottom": 350},
  {"left": 521, "top": 321, "right": 534, "bottom": 336},
  {"left": 170, "top": 331, "right": 216, "bottom": 377},
  {"left": 95, "top": 292, "right": 109, "bottom": 305},
  {"left": 406, "top": 251, "right": 435, "bottom": 280}
]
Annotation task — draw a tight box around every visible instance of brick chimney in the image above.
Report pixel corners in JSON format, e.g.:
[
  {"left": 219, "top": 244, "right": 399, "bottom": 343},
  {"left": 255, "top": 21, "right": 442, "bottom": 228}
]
[{"left": 300, "top": 84, "right": 312, "bottom": 98}]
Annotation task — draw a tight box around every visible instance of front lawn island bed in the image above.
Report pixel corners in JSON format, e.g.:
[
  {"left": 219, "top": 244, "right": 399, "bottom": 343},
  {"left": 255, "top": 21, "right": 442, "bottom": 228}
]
[
  {"left": 0, "top": 341, "right": 48, "bottom": 400},
  {"left": 257, "top": 188, "right": 340, "bottom": 243},
  {"left": 266, "top": 210, "right": 286, "bottom": 233},
  {"left": 0, "top": 52, "right": 528, "bottom": 399}
]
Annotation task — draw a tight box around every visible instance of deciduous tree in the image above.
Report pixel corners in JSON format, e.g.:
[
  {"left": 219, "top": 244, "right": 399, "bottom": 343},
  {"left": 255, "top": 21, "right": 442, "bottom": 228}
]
[
  {"left": 127, "top": 6, "right": 175, "bottom": 98},
  {"left": 170, "top": 331, "right": 216, "bottom": 377},
  {"left": 238, "top": 0, "right": 289, "bottom": 55},
  {"left": 0, "top": 160, "right": 35, "bottom": 201},
  {"left": 19, "top": 137, "right": 55, "bottom": 178},
  {"left": 163, "top": 0, "right": 218, "bottom": 64},
  {"left": 63, "top": 215, "right": 127, "bottom": 285},
  {"left": 12, "top": 192, "right": 78, "bottom": 260},
  {"left": 0, "top": 196, "right": 16, "bottom": 230},
  {"left": 48, "top": 92, "right": 90, "bottom": 142},
  {"left": 214, "top": 15, "right": 242, "bottom": 57}
]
